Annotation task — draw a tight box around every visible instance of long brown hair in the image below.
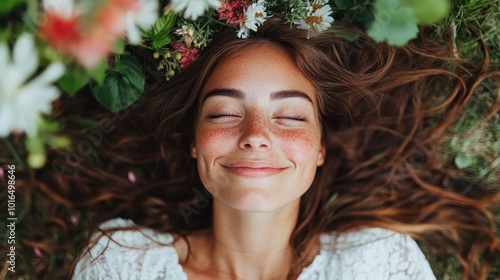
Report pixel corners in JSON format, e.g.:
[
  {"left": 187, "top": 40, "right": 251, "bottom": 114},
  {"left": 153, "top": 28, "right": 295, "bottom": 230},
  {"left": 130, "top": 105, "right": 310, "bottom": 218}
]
[{"left": 35, "top": 17, "right": 499, "bottom": 279}]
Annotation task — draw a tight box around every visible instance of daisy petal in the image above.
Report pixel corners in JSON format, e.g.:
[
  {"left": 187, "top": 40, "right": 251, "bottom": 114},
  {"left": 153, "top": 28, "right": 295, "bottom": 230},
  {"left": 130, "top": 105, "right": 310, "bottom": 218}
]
[{"left": 13, "top": 34, "right": 38, "bottom": 82}]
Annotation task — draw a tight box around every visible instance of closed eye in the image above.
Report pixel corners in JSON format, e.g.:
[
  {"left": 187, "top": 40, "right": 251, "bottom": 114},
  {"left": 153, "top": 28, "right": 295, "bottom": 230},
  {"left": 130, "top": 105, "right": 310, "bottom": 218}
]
[
  {"left": 275, "top": 116, "right": 308, "bottom": 121},
  {"left": 208, "top": 113, "right": 240, "bottom": 119}
]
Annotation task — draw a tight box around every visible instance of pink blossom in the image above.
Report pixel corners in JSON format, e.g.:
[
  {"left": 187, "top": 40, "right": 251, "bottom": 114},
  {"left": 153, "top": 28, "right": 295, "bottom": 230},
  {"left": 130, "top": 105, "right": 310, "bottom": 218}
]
[
  {"left": 0, "top": 167, "right": 4, "bottom": 179},
  {"left": 128, "top": 170, "right": 137, "bottom": 183},
  {"left": 39, "top": 0, "right": 154, "bottom": 69},
  {"left": 176, "top": 43, "right": 200, "bottom": 68},
  {"left": 70, "top": 215, "right": 79, "bottom": 225},
  {"left": 39, "top": 12, "right": 82, "bottom": 53},
  {"left": 218, "top": 0, "right": 248, "bottom": 26},
  {"left": 34, "top": 247, "right": 44, "bottom": 258},
  {"left": 39, "top": 7, "right": 113, "bottom": 69},
  {"left": 95, "top": 0, "right": 140, "bottom": 37},
  {"left": 71, "top": 30, "right": 114, "bottom": 69}
]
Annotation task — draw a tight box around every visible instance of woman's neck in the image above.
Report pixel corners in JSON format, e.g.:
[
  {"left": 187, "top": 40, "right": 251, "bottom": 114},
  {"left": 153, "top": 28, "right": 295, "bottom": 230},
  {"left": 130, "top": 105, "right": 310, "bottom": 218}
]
[{"left": 179, "top": 198, "right": 301, "bottom": 280}]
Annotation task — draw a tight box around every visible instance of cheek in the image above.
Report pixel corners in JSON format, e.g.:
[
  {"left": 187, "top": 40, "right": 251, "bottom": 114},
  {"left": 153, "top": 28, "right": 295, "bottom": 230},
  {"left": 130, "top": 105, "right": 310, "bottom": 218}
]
[
  {"left": 276, "top": 129, "right": 320, "bottom": 160},
  {"left": 196, "top": 126, "right": 235, "bottom": 156}
]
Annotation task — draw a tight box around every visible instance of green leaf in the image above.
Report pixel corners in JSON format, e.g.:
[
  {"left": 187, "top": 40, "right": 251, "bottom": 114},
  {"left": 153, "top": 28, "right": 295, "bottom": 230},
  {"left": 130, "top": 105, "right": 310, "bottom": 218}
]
[
  {"left": 144, "top": 11, "right": 177, "bottom": 50},
  {"left": 114, "top": 39, "right": 126, "bottom": 55},
  {"left": 0, "top": 24, "right": 11, "bottom": 42},
  {"left": 87, "top": 60, "right": 109, "bottom": 84},
  {"left": 352, "top": 6, "right": 375, "bottom": 29},
  {"left": 332, "top": 30, "right": 360, "bottom": 41},
  {"left": 454, "top": 154, "right": 474, "bottom": 169},
  {"left": 0, "top": 0, "right": 25, "bottom": 15},
  {"left": 90, "top": 55, "right": 145, "bottom": 113},
  {"left": 37, "top": 118, "right": 60, "bottom": 133},
  {"left": 403, "top": 0, "right": 450, "bottom": 25},
  {"left": 58, "top": 64, "right": 90, "bottom": 96},
  {"left": 367, "top": 0, "right": 419, "bottom": 46},
  {"left": 152, "top": 35, "right": 171, "bottom": 50},
  {"left": 46, "top": 135, "right": 71, "bottom": 149},
  {"left": 334, "top": 0, "right": 355, "bottom": 9}
]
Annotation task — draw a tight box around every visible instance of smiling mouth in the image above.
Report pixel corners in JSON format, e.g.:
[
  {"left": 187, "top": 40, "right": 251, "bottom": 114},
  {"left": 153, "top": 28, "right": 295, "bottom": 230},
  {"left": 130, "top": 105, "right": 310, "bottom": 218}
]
[{"left": 223, "top": 166, "right": 286, "bottom": 178}]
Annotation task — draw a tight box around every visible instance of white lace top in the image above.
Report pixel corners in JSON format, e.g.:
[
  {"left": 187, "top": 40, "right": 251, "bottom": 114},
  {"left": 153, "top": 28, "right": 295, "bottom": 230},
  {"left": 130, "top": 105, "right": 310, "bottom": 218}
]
[{"left": 72, "top": 218, "right": 436, "bottom": 280}]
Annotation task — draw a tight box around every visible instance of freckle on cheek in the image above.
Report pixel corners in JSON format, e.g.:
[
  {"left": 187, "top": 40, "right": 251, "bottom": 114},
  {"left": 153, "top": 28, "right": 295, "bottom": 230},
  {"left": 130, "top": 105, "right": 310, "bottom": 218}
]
[
  {"left": 280, "top": 130, "right": 317, "bottom": 153},
  {"left": 198, "top": 128, "right": 232, "bottom": 153}
]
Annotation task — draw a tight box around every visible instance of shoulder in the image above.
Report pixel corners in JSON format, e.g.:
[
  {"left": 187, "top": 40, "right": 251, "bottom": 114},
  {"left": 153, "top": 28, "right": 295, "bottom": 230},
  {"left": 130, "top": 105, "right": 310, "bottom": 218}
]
[
  {"left": 317, "top": 228, "right": 436, "bottom": 280},
  {"left": 71, "top": 218, "right": 187, "bottom": 280}
]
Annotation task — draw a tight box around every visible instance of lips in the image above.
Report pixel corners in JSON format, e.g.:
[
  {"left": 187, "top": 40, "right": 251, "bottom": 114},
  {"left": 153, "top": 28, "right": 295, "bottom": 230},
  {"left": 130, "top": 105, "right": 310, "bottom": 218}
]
[{"left": 223, "top": 161, "right": 286, "bottom": 178}]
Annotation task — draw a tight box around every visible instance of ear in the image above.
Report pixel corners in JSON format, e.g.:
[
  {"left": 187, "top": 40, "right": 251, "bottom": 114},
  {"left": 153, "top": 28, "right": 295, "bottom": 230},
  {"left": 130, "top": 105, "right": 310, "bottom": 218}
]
[
  {"left": 190, "top": 142, "right": 197, "bottom": 159},
  {"left": 317, "top": 143, "right": 326, "bottom": 166}
]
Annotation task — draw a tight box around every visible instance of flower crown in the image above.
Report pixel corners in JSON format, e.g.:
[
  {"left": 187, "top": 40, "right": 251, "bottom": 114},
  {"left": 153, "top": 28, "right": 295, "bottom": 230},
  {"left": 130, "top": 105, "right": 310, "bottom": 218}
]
[{"left": 0, "top": 0, "right": 450, "bottom": 168}]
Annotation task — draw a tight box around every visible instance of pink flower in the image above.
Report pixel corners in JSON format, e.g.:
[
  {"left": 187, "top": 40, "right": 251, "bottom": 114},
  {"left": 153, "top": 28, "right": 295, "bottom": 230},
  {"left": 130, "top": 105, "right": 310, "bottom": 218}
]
[
  {"left": 175, "top": 42, "right": 200, "bottom": 68},
  {"left": 218, "top": 0, "right": 248, "bottom": 26},
  {"left": 70, "top": 215, "right": 79, "bottom": 225},
  {"left": 39, "top": 12, "right": 82, "bottom": 53},
  {"left": 0, "top": 167, "right": 4, "bottom": 179},
  {"left": 39, "top": 0, "right": 157, "bottom": 68},
  {"left": 95, "top": 0, "right": 158, "bottom": 44},
  {"left": 39, "top": 3, "right": 113, "bottom": 69},
  {"left": 71, "top": 30, "right": 114, "bottom": 69},
  {"left": 34, "top": 247, "right": 43, "bottom": 258},
  {"left": 95, "top": 1, "right": 132, "bottom": 36},
  {"left": 128, "top": 170, "right": 137, "bottom": 183}
]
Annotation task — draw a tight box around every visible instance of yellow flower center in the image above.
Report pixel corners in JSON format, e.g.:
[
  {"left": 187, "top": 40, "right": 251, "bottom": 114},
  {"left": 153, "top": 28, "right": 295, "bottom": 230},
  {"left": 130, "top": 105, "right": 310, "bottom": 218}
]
[
  {"left": 255, "top": 12, "right": 264, "bottom": 18},
  {"left": 312, "top": 4, "right": 323, "bottom": 10},
  {"left": 306, "top": 16, "right": 323, "bottom": 25}
]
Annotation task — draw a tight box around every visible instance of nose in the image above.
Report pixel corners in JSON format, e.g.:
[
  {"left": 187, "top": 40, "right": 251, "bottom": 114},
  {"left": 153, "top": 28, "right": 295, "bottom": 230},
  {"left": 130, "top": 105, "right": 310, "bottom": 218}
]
[{"left": 238, "top": 113, "right": 271, "bottom": 150}]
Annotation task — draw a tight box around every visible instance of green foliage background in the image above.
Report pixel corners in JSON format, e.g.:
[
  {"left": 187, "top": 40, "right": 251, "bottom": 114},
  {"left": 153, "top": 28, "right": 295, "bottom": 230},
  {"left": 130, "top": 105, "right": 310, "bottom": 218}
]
[{"left": 1, "top": 0, "right": 499, "bottom": 279}]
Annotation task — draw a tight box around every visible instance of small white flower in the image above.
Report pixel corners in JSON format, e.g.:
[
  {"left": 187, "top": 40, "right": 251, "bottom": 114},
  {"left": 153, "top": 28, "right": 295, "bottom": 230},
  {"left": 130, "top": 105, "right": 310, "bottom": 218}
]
[
  {"left": 237, "top": 0, "right": 268, "bottom": 39},
  {"left": 175, "top": 25, "right": 197, "bottom": 47},
  {"left": 295, "top": 0, "right": 334, "bottom": 37},
  {"left": 42, "top": 0, "right": 76, "bottom": 18},
  {"left": 126, "top": 0, "right": 159, "bottom": 44},
  {"left": 171, "top": 0, "right": 222, "bottom": 20},
  {"left": 237, "top": 27, "right": 251, "bottom": 39},
  {"left": 0, "top": 34, "right": 64, "bottom": 137}
]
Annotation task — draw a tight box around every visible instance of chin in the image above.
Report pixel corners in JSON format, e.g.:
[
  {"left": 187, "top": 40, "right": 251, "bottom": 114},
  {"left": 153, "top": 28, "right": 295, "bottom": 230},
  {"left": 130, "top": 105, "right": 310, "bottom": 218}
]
[{"left": 217, "top": 189, "right": 299, "bottom": 213}]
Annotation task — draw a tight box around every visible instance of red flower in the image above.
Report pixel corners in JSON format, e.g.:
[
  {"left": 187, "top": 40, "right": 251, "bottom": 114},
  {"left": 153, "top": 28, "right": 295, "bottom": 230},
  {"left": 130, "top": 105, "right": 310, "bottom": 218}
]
[
  {"left": 39, "top": 12, "right": 82, "bottom": 52},
  {"left": 175, "top": 42, "right": 200, "bottom": 68},
  {"left": 218, "top": 0, "right": 249, "bottom": 26},
  {"left": 39, "top": 2, "right": 118, "bottom": 69}
]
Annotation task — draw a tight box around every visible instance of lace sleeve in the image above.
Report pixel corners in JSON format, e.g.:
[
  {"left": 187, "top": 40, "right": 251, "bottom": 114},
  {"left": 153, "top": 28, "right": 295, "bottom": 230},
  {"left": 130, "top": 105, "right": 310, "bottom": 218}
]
[
  {"left": 71, "top": 218, "right": 188, "bottom": 280},
  {"left": 318, "top": 228, "right": 436, "bottom": 280}
]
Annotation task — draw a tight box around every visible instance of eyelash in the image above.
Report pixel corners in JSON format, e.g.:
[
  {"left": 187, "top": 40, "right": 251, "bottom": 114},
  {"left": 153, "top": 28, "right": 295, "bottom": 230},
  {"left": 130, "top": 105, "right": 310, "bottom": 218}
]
[
  {"left": 208, "top": 113, "right": 307, "bottom": 121},
  {"left": 276, "top": 116, "right": 307, "bottom": 121},
  {"left": 208, "top": 113, "right": 238, "bottom": 119}
]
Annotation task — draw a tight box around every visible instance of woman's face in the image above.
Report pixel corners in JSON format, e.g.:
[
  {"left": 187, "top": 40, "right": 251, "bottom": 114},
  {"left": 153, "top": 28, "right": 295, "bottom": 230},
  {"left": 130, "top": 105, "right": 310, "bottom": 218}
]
[{"left": 191, "top": 42, "right": 325, "bottom": 212}]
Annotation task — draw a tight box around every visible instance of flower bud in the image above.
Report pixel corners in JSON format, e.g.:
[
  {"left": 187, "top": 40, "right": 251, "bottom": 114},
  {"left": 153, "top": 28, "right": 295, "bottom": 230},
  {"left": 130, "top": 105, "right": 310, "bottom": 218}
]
[
  {"left": 153, "top": 52, "right": 160, "bottom": 59},
  {"left": 174, "top": 52, "right": 182, "bottom": 61}
]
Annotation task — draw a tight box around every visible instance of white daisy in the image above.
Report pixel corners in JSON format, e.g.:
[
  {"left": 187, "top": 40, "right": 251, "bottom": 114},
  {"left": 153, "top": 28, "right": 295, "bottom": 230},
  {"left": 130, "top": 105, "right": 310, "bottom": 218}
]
[
  {"left": 295, "top": 0, "right": 334, "bottom": 37},
  {"left": 171, "top": 0, "right": 222, "bottom": 20},
  {"left": 0, "top": 34, "right": 64, "bottom": 137},
  {"left": 237, "top": 27, "right": 251, "bottom": 39},
  {"left": 237, "top": 0, "right": 268, "bottom": 39},
  {"left": 125, "top": 0, "right": 159, "bottom": 44}
]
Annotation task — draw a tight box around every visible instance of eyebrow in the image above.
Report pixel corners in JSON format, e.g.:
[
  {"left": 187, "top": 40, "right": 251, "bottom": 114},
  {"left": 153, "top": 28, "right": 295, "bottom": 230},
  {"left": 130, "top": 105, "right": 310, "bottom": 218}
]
[{"left": 202, "top": 88, "right": 313, "bottom": 104}]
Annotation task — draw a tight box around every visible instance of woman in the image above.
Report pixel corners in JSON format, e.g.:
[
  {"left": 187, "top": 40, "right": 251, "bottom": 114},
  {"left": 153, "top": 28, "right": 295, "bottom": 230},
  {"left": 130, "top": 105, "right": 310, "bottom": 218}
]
[{"left": 68, "top": 18, "right": 498, "bottom": 279}]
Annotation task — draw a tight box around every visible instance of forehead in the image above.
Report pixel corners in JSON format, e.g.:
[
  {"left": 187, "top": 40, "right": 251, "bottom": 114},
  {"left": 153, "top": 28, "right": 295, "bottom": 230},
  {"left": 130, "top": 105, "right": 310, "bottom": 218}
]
[{"left": 200, "top": 42, "right": 316, "bottom": 102}]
